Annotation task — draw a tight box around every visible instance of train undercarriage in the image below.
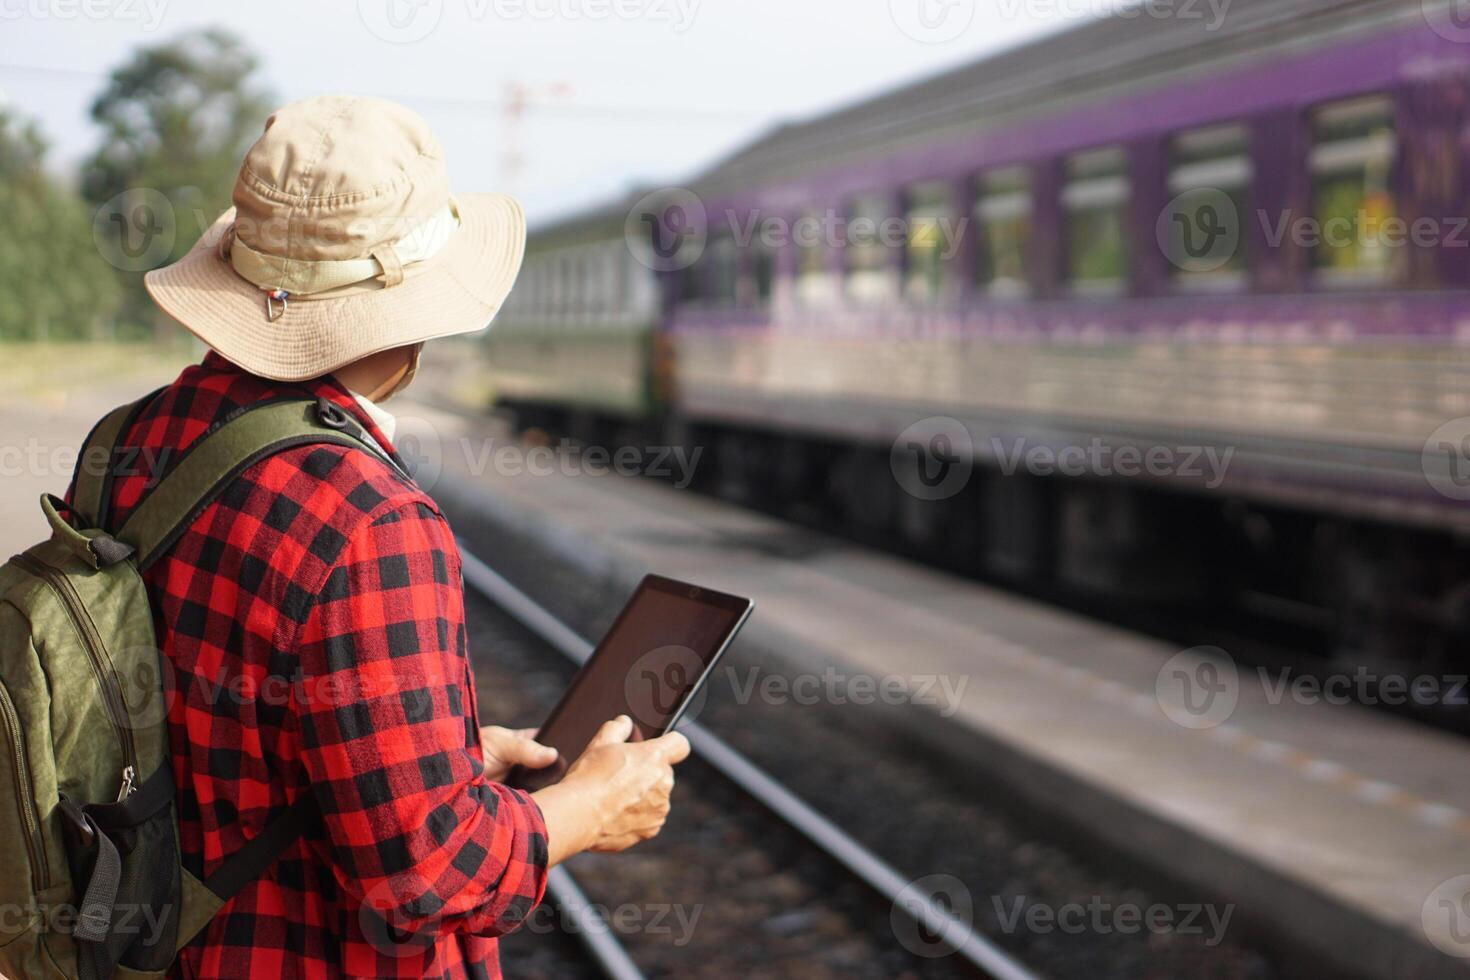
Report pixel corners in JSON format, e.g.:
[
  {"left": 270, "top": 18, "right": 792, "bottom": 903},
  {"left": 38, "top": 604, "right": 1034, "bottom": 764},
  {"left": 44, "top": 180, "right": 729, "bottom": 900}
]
[{"left": 501, "top": 399, "right": 1470, "bottom": 729}]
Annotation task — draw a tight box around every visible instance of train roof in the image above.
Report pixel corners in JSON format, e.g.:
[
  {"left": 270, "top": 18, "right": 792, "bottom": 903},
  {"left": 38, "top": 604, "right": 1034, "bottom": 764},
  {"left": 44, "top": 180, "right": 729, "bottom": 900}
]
[
  {"left": 524, "top": 0, "right": 1426, "bottom": 244},
  {"left": 691, "top": 0, "right": 1420, "bottom": 193},
  {"left": 524, "top": 191, "right": 645, "bottom": 246}
]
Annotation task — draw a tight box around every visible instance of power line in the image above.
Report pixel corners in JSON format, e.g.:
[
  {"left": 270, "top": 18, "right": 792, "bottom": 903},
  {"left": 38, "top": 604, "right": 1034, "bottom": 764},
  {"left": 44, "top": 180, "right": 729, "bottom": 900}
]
[{"left": 0, "top": 61, "right": 768, "bottom": 124}]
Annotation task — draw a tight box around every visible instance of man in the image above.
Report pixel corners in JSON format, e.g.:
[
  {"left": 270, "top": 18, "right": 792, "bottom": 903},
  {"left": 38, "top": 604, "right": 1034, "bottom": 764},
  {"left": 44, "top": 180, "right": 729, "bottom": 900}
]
[{"left": 76, "top": 95, "right": 689, "bottom": 978}]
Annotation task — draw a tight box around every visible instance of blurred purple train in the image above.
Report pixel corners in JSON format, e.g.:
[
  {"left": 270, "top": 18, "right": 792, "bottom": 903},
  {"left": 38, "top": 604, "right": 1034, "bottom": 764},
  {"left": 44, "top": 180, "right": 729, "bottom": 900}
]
[{"left": 489, "top": 0, "right": 1470, "bottom": 678}]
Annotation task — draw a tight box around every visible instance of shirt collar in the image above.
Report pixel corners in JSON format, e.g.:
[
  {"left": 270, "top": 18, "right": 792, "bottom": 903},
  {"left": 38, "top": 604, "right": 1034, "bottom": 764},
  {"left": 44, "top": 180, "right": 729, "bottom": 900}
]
[
  {"left": 196, "top": 351, "right": 403, "bottom": 463},
  {"left": 346, "top": 389, "right": 397, "bottom": 444}
]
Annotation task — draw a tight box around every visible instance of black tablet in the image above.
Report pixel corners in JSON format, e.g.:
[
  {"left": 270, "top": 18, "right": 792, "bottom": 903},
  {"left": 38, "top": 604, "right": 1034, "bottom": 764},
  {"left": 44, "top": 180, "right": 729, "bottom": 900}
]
[{"left": 507, "top": 574, "right": 753, "bottom": 792}]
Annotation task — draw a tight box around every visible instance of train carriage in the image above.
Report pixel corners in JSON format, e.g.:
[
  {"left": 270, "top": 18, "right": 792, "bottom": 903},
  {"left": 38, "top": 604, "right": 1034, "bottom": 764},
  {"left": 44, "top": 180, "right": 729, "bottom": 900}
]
[
  {"left": 489, "top": 0, "right": 1470, "bottom": 679},
  {"left": 489, "top": 198, "right": 665, "bottom": 440}
]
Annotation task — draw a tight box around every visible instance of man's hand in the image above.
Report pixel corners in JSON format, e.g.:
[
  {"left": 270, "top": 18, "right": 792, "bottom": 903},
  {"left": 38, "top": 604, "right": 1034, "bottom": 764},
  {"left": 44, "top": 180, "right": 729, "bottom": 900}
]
[
  {"left": 479, "top": 725, "right": 558, "bottom": 783},
  {"left": 531, "top": 715, "right": 691, "bottom": 865}
]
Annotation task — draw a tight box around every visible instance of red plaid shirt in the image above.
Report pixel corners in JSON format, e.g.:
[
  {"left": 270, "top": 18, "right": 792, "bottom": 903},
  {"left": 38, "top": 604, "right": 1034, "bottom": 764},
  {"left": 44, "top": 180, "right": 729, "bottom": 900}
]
[{"left": 68, "top": 353, "right": 548, "bottom": 979}]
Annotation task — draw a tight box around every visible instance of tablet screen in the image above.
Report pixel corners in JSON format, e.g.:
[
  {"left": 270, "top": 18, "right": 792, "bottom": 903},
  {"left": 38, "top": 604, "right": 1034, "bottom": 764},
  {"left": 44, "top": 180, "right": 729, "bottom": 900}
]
[{"left": 507, "top": 575, "right": 752, "bottom": 792}]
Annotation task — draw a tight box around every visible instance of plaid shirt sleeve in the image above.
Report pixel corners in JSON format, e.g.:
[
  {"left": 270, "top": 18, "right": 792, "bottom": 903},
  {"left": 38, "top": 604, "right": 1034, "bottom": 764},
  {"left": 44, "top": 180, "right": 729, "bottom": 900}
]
[{"left": 290, "top": 496, "right": 549, "bottom": 942}]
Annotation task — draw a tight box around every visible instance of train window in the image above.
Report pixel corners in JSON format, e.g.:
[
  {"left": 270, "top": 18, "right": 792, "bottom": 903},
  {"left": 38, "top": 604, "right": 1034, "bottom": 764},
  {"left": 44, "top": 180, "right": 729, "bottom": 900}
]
[
  {"left": 558, "top": 252, "right": 573, "bottom": 315},
  {"left": 532, "top": 262, "right": 549, "bottom": 315},
  {"left": 555, "top": 253, "right": 574, "bottom": 315},
  {"left": 594, "top": 246, "right": 616, "bottom": 319},
  {"left": 1310, "top": 95, "right": 1397, "bottom": 285},
  {"left": 536, "top": 260, "right": 553, "bottom": 317},
  {"left": 1062, "top": 146, "right": 1128, "bottom": 293},
  {"left": 678, "top": 260, "right": 703, "bottom": 304},
  {"left": 1166, "top": 124, "right": 1251, "bottom": 289},
  {"left": 751, "top": 242, "right": 774, "bottom": 305},
  {"left": 516, "top": 261, "right": 530, "bottom": 316},
  {"left": 707, "top": 232, "right": 740, "bottom": 306},
  {"left": 586, "top": 249, "right": 600, "bottom": 316},
  {"left": 577, "top": 250, "right": 594, "bottom": 315},
  {"left": 611, "top": 247, "right": 629, "bottom": 315},
  {"left": 904, "top": 182, "right": 955, "bottom": 304},
  {"left": 795, "top": 209, "right": 834, "bottom": 306},
  {"left": 975, "top": 166, "right": 1032, "bottom": 298},
  {"left": 586, "top": 248, "right": 603, "bottom": 316},
  {"left": 845, "top": 192, "right": 894, "bottom": 303}
]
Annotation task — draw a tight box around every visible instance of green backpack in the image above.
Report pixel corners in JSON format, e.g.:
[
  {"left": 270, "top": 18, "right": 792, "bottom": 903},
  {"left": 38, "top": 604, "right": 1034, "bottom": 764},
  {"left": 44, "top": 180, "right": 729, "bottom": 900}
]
[{"left": 0, "top": 393, "right": 392, "bottom": 979}]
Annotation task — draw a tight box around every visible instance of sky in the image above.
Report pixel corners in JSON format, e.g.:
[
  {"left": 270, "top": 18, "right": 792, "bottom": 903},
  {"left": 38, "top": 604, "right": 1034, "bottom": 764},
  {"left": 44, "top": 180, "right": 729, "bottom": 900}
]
[{"left": 0, "top": 0, "right": 1127, "bottom": 226}]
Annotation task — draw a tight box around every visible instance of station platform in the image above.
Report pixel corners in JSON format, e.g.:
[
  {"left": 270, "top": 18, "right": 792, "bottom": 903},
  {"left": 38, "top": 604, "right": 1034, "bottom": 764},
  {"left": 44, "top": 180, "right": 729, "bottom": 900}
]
[{"left": 403, "top": 399, "right": 1470, "bottom": 980}]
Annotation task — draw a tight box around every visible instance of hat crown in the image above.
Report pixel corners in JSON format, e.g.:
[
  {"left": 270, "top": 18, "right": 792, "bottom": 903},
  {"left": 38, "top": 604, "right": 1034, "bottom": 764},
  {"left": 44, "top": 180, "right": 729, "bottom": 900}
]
[{"left": 232, "top": 96, "right": 451, "bottom": 262}]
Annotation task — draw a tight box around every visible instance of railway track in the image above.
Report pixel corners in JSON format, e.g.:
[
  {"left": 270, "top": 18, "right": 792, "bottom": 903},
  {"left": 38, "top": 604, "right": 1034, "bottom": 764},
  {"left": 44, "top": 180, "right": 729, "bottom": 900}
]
[{"left": 459, "top": 545, "right": 1040, "bottom": 980}]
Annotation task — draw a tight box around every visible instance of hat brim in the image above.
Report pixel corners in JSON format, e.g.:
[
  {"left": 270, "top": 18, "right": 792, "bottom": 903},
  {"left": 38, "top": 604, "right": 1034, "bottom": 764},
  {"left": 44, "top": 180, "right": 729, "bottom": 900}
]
[{"left": 144, "top": 192, "right": 526, "bottom": 382}]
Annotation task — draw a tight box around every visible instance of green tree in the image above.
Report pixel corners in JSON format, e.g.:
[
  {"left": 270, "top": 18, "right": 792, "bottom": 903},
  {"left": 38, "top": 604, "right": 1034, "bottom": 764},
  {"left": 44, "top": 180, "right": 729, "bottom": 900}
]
[
  {"left": 82, "top": 28, "right": 273, "bottom": 334},
  {"left": 0, "top": 110, "right": 121, "bottom": 341}
]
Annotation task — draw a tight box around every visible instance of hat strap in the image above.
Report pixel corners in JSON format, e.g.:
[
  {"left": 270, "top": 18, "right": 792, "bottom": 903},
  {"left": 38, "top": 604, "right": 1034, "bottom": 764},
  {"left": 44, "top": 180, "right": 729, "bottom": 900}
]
[{"left": 226, "top": 200, "right": 460, "bottom": 300}]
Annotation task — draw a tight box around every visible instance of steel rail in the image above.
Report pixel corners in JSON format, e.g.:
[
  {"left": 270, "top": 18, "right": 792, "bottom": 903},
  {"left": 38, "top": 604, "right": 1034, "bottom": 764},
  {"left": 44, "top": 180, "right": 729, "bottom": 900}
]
[
  {"left": 459, "top": 544, "right": 1040, "bottom": 980},
  {"left": 544, "top": 866, "right": 649, "bottom": 980}
]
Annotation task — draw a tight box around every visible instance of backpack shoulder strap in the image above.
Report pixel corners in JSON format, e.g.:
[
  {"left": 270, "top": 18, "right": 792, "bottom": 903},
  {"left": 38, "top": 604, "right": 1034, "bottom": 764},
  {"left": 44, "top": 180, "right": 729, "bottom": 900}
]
[
  {"left": 71, "top": 389, "right": 162, "bottom": 530},
  {"left": 115, "top": 397, "right": 404, "bottom": 573},
  {"left": 201, "top": 792, "right": 316, "bottom": 905}
]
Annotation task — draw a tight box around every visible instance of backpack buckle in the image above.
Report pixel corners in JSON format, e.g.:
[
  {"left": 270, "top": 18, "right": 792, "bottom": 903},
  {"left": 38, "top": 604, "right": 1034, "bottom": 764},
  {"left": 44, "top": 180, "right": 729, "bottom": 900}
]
[
  {"left": 89, "top": 536, "right": 135, "bottom": 567},
  {"left": 58, "top": 796, "right": 95, "bottom": 847},
  {"left": 40, "top": 494, "right": 134, "bottom": 569},
  {"left": 315, "top": 398, "right": 351, "bottom": 431}
]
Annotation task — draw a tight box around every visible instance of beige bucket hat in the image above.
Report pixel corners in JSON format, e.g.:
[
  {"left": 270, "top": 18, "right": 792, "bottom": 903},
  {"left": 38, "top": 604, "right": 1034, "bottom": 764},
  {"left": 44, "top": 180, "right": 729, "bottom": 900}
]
[{"left": 145, "top": 95, "right": 525, "bottom": 382}]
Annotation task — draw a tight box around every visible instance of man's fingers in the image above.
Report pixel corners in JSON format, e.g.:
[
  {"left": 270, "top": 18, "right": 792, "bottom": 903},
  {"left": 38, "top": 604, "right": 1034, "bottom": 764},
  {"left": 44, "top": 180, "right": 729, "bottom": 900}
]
[
  {"left": 647, "top": 730, "right": 691, "bottom": 764},
  {"left": 480, "top": 725, "right": 559, "bottom": 770},
  {"left": 505, "top": 736, "right": 558, "bottom": 768},
  {"left": 588, "top": 714, "right": 635, "bottom": 749}
]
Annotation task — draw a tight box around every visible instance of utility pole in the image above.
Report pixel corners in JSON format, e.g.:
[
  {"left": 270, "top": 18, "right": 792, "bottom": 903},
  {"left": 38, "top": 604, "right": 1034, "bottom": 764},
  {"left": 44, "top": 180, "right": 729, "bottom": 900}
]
[{"left": 500, "top": 80, "right": 572, "bottom": 191}]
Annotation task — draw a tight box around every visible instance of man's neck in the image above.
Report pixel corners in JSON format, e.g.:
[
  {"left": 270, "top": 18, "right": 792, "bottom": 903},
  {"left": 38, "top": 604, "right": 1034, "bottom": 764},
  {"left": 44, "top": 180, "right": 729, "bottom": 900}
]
[{"left": 343, "top": 386, "right": 397, "bottom": 444}]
